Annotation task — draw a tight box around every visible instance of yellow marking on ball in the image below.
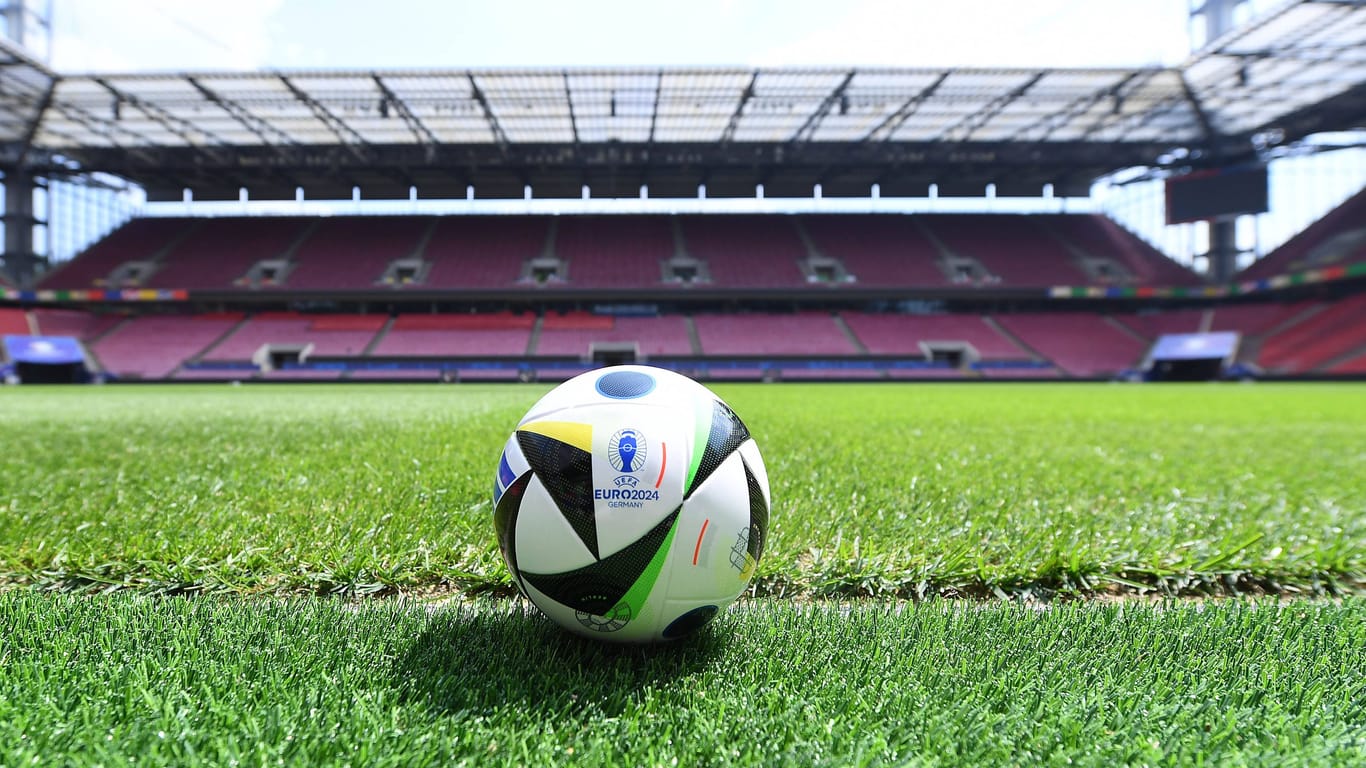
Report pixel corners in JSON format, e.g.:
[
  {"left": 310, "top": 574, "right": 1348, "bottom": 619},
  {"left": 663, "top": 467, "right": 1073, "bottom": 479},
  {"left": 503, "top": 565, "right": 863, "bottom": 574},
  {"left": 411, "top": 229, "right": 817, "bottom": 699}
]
[{"left": 517, "top": 420, "right": 593, "bottom": 452}]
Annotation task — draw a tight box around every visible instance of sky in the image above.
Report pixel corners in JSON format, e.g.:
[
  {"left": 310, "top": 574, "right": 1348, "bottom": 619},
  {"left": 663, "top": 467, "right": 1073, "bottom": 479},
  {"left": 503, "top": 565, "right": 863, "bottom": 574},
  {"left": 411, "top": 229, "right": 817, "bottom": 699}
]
[{"left": 44, "top": 0, "right": 1197, "bottom": 73}]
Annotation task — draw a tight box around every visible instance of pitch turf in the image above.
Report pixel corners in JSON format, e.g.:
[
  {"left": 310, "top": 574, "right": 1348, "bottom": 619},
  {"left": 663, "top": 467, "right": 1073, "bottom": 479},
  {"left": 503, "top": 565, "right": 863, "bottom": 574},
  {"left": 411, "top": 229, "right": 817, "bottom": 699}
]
[
  {"left": 2, "top": 594, "right": 1363, "bottom": 767},
  {"left": 3, "top": 383, "right": 1366, "bottom": 765},
  {"left": 0, "top": 383, "right": 1362, "bottom": 596}
]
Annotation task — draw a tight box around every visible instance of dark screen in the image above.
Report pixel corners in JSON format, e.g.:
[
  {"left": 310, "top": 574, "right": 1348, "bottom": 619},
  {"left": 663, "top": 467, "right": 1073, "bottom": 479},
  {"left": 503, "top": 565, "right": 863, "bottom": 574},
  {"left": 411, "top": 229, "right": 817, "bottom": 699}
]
[{"left": 1165, "top": 166, "right": 1269, "bottom": 224}]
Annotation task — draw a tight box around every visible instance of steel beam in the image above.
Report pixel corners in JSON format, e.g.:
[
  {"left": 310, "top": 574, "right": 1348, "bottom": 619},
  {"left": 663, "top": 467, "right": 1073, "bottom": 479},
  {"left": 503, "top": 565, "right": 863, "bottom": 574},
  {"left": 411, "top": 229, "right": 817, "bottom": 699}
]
[
  {"left": 467, "top": 74, "right": 510, "bottom": 147},
  {"left": 719, "top": 72, "right": 757, "bottom": 143},
  {"left": 861, "top": 71, "right": 949, "bottom": 142},
  {"left": 789, "top": 70, "right": 856, "bottom": 143},
  {"left": 372, "top": 74, "right": 439, "bottom": 146}
]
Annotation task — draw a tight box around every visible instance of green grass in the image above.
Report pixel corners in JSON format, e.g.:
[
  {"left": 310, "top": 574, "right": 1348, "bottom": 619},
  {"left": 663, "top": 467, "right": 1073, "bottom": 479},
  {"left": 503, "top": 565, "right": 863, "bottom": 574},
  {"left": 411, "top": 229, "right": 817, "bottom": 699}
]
[
  {"left": 3, "top": 383, "right": 1366, "bottom": 765},
  {"left": 2, "top": 594, "right": 1363, "bottom": 767},
  {"left": 1, "top": 383, "right": 1364, "bottom": 596}
]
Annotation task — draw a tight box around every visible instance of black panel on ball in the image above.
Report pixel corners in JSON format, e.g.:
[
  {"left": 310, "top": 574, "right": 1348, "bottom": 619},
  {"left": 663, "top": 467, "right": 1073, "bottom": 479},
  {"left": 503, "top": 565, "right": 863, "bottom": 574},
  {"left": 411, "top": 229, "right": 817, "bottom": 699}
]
[
  {"left": 494, "top": 470, "right": 534, "bottom": 593},
  {"left": 685, "top": 400, "right": 751, "bottom": 498},
  {"left": 662, "top": 605, "right": 719, "bottom": 640},
  {"left": 520, "top": 507, "right": 680, "bottom": 616},
  {"left": 742, "top": 457, "right": 768, "bottom": 564},
  {"left": 517, "top": 430, "right": 599, "bottom": 559}
]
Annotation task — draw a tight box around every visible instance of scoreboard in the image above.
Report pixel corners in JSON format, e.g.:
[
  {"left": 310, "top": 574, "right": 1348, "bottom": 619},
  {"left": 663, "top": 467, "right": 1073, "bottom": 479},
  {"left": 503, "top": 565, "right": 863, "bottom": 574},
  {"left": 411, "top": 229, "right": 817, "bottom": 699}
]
[{"left": 1165, "top": 165, "right": 1269, "bottom": 224}]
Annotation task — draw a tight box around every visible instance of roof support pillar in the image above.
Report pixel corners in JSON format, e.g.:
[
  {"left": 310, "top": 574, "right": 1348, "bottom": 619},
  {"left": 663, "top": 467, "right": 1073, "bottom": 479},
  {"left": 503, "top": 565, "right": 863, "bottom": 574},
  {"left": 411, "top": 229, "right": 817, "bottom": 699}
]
[
  {"left": 3, "top": 170, "right": 43, "bottom": 287},
  {"left": 1206, "top": 218, "right": 1238, "bottom": 282}
]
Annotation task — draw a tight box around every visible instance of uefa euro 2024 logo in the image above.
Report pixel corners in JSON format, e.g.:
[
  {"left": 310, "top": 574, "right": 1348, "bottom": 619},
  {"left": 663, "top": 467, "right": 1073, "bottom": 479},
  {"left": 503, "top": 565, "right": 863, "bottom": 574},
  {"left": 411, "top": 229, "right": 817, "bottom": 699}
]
[
  {"left": 601, "top": 429, "right": 658, "bottom": 501},
  {"left": 608, "top": 428, "right": 647, "bottom": 484}
]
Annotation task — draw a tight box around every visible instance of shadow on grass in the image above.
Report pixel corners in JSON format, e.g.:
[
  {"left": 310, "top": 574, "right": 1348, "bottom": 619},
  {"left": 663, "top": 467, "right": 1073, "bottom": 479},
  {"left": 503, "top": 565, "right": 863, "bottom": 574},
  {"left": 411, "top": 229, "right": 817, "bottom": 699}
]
[{"left": 391, "top": 600, "right": 727, "bottom": 717}]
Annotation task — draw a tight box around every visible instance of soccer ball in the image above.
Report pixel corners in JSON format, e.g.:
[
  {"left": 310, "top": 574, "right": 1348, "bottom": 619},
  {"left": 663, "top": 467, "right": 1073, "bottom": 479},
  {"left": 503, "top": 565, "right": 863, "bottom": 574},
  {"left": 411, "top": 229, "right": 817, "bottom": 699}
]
[{"left": 492, "top": 365, "right": 770, "bottom": 643}]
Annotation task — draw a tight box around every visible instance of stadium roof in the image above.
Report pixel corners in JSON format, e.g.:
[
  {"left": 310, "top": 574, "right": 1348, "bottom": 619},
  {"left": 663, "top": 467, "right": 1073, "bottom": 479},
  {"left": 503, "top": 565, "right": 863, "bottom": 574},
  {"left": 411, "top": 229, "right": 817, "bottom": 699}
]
[{"left": 1, "top": 0, "right": 1363, "bottom": 201}]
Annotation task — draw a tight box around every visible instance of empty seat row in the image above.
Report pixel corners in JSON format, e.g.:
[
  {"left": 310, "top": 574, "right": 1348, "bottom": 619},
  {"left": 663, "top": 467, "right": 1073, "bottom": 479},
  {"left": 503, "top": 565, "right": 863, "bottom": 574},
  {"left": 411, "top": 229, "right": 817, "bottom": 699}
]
[{"left": 38, "top": 212, "right": 1198, "bottom": 292}]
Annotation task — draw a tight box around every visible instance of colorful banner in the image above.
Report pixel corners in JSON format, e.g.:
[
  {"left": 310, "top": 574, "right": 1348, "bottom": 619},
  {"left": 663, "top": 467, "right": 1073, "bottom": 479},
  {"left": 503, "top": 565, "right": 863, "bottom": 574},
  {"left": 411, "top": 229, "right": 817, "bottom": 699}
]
[
  {"left": 1046, "top": 259, "right": 1366, "bottom": 299},
  {"left": 0, "top": 288, "right": 189, "bottom": 302}
]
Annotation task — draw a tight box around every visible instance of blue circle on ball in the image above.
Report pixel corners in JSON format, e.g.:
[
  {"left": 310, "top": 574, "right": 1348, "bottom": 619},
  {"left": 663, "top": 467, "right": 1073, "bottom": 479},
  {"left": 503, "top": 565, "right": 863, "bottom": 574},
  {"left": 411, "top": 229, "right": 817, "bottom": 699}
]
[{"left": 596, "top": 370, "right": 656, "bottom": 399}]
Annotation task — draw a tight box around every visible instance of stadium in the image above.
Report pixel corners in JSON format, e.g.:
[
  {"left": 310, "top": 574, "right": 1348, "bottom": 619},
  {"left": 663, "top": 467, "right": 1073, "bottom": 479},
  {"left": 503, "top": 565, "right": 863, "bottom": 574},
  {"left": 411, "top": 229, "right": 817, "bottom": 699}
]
[{"left": 1, "top": 0, "right": 1365, "bottom": 764}]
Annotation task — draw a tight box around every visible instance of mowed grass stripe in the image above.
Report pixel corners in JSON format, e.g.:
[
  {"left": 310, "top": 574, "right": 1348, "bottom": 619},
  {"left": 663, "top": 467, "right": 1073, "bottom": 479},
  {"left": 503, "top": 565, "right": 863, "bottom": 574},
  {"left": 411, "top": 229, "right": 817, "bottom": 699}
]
[
  {"left": 1, "top": 383, "right": 1363, "bottom": 596},
  {"left": 1, "top": 595, "right": 1363, "bottom": 767}
]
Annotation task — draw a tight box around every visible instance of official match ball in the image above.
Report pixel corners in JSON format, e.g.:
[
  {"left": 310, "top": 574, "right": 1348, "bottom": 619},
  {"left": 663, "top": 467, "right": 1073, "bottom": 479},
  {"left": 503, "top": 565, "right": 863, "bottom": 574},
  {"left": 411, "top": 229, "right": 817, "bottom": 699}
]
[{"left": 492, "top": 365, "right": 770, "bottom": 643}]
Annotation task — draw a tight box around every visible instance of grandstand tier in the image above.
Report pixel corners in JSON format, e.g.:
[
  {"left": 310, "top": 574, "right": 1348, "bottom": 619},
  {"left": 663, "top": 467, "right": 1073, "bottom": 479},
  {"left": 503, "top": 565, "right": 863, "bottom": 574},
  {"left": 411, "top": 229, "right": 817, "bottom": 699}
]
[
  {"left": 5, "top": 289, "right": 1366, "bottom": 381},
  {"left": 536, "top": 316, "right": 693, "bottom": 357},
  {"left": 8, "top": 198, "right": 1366, "bottom": 382},
  {"left": 1257, "top": 294, "right": 1366, "bottom": 373},
  {"left": 1238, "top": 189, "right": 1366, "bottom": 281},
  {"left": 1114, "top": 309, "right": 1207, "bottom": 340},
  {"left": 841, "top": 313, "right": 1029, "bottom": 358},
  {"left": 40, "top": 219, "right": 196, "bottom": 290},
  {"left": 151, "top": 218, "right": 312, "bottom": 290},
  {"left": 202, "top": 313, "right": 382, "bottom": 361},
  {"left": 370, "top": 313, "right": 533, "bottom": 357},
  {"left": 421, "top": 217, "right": 549, "bottom": 289},
  {"left": 36, "top": 212, "right": 1201, "bottom": 294},
  {"left": 920, "top": 214, "right": 1090, "bottom": 286},
  {"left": 91, "top": 315, "right": 241, "bottom": 379},
  {"left": 692, "top": 313, "right": 857, "bottom": 356},
  {"left": 0, "top": 308, "right": 30, "bottom": 335},
  {"left": 282, "top": 217, "right": 431, "bottom": 291},
  {"left": 992, "top": 313, "right": 1149, "bottom": 378}
]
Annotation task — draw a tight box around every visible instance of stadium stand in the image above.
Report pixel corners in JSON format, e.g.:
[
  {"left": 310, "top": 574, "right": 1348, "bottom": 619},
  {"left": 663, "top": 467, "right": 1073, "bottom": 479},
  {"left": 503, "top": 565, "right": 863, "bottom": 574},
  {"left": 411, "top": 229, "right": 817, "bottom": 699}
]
[
  {"left": 1257, "top": 293, "right": 1366, "bottom": 373},
  {"left": 15, "top": 208, "right": 1366, "bottom": 381},
  {"left": 678, "top": 216, "right": 809, "bottom": 288},
  {"left": 534, "top": 314, "right": 693, "bottom": 357},
  {"left": 147, "top": 217, "right": 312, "bottom": 290},
  {"left": 369, "top": 313, "right": 534, "bottom": 357},
  {"left": 1114, "top": 309, "right": 1207, "bottom": 340},
  {"left": 91, "top": 314, "right": 243, "bottom": 379},
  {"left": 30, "top": 308, "right": 124, "bottom": 340},
  {"left": 202, "top": 313, "right": 382, "bottom": 361},
  {"left": 693, "top": 312, "right": 857, "bottom": 356},
  {"left": 1207, "top": 302, "right": 1314, "bottom": 336},
  {"left": 1328, "top": 350, "right": 1366, "bottom": 374},
  {"left": 992, "top": 313, "right": 1149, "bottom": 377},
  {"left": 422, "top": 216, "right": 549, "bottom": 289},
  {"left": 39, "top": 219, "right": 194, "bottom": 289},
  {"left": 841, "top": 313, "right": 1030, "bottom": 359},
  {"left": 1039, "top": 214, "right": 1202, "bottom": 285},
  {"left": 919, "top": 215, "right": 1091, "bottom": 286},
  {"left": 42, "top": 212, "right": 1214, "bottom": 293},
  {"left": 9, "top": 291, "right": 1366, "bottom": 381},
  {"left": 801, "top": 215, "right": 948, "bottom": 287},
  {"left": 1239, "top": 189, "right": 1366, "bottom": 281},
  {"left": 0, "top": 307, "right": 30, "bottom": 335},
  {"left": 554, "top": 216, "right": 675, "bottom": 289},
  {"left": 282, "top": 217, "right": 430, "bottom": 291}
]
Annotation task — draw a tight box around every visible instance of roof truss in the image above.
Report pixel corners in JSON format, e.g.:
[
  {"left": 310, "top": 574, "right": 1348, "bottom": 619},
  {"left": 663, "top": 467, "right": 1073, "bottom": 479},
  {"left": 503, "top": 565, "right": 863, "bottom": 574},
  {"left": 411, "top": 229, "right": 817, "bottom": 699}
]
[{"left": 0, "top": 0, "right": 1359, "bottom": 199}]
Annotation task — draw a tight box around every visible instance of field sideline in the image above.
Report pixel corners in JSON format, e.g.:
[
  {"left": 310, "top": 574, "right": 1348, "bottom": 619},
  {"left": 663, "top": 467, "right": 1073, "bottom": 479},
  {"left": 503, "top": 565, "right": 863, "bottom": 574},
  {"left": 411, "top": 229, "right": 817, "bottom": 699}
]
[{"left": 3, "top": 383, "right": 1365, "bottom": 765}]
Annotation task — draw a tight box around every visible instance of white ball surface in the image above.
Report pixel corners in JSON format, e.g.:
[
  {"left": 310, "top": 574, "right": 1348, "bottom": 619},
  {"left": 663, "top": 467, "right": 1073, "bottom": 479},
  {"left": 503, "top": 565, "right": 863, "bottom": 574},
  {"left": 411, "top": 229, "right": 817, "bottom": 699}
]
[{"left": 492, "top": 365, "right": 770, "bottom": 642}]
